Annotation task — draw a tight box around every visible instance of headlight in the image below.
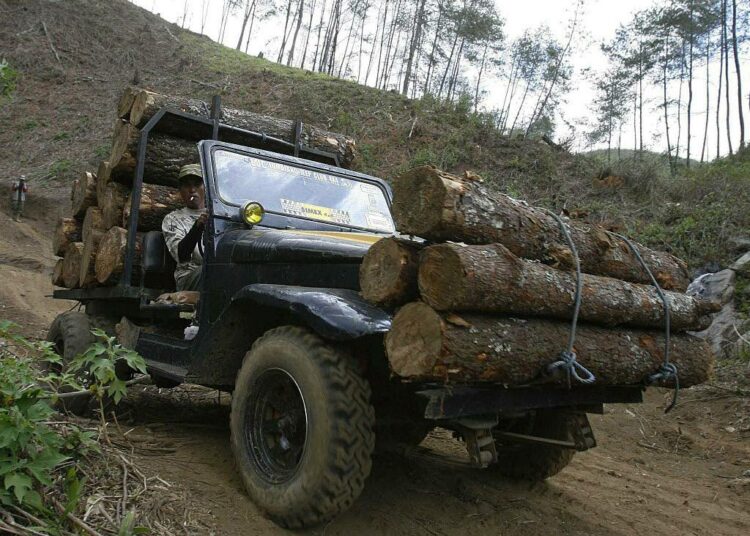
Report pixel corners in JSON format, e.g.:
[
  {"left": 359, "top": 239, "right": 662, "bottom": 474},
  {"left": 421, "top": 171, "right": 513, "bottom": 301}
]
[{"left": 240, "top": 201, "right": 265, "bottom": 226}]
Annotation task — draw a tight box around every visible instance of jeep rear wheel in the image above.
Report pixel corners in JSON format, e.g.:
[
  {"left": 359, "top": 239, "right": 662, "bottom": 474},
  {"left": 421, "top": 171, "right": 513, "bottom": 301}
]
[
  {"left": 230, "top": 326, "right": 375, "bottom": 528},
  {"left": 46, "top": 311, "right": 95, "bottom": 415},
  {"left": 489, "top": 410, "right": 576, "bottom": 480}
]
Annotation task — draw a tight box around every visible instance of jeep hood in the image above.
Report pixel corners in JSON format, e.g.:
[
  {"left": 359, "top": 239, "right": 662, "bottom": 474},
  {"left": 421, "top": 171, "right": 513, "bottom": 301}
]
[{"left": 219, "top": 228, "right": 384, "bottom": 264}]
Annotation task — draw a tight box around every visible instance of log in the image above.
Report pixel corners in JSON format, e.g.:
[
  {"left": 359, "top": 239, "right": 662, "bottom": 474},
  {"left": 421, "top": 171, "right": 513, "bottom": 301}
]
[
  {"left": 117, "top": 86, "right": 138, "bottom": 119},
  {"left": 125, "top": 88, "right": 357, "bottom": 168},
  {"left": 82, "top": 207, "right": 106, "bottom": 244},
  {"left": 71, "top": 171, "right": 97, "bottom": 219},
  {"left": 359, "top": 237, "right": 421, "bottom": 307},
  {"left": 52, "top": 218, "right": 82, "bottom": 257},
  {"left": 98, "top": 182, "right": 130, "bottom": 228},
  {"left": 392, "top": 166, "right": 690, "bottom": 291},
  {"left": 122, "top": 183, "right": 182, "bottom": 231},
  {"left": 95, "top": 160, "right": 112, "bottom": 202},
  {"left": 61, "top": 242, "right": 84, "bottom": 288},
  {"left": 95, "top": 227, "right": 142, "bottom": 285},
  {"left": 418, "top": 243, "right": 719, "bottom": 331},
  {"left": 51, "top": 259, "right": 64, "bottom": 287},
  {"left": 79, "top": 229, "right": 105, "bottom": 288},
  {"left": 109, "top": 120, "right": 198, "bottom": 187},
  {"left": 385, "top": 302, "right": 713, "bottom": 387}
]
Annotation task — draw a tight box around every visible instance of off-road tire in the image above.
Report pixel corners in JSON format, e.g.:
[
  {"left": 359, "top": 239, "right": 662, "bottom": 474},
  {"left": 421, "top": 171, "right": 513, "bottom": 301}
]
[
  {"left": 490, "top": 410, "right": 576, "bottom": 480},
  {"left": 46, "top": 311, "right": 95, "bottom": 415},
  {"left": 230, "top": 326, "right": 375, "bottom": 529}
]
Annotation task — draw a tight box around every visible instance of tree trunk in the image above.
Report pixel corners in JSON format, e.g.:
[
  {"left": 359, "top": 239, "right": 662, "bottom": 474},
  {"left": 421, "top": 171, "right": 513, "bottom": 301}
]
[
  {"left": 385, "top": 303, "right": 713, "bottom": 387},
  {"left": 82, "top": 207, "right": 106, "bottom": 245},
  {"left": 418, "top": 243, "right": 717, "bottom": 331},
  {"left": 402, "top": 0, "right": 426, "bottom": 96},
  {"left": 359, "top": 237, "right": 421, "bottom": 306},
  {"left": 79, "top": 229, "right": 105, "bottom": 288},
  {"left": 122, "top": 184, "right": 182, "bottom": 232},
  {"left": 701, "top": 41, "right": 710, "bottom": 163},
  {"left": 392, "top": 166, "right": 690, "bottom": 291},
  {"left": 62, "top": 242, "right": 84, "bottom": 289},
  {"left": 124, "top": 89, "right": 357, "bottom": 168},
  {"left": 52, "top": 218, "right": 82, "bottom": 257},
  {"left": 99, "top": 182, "right": 130, "bottom": 229},
  {"left": 95, "top": 227, "right": 142, "bottom": 285},
  {"left": 731, "top": 0, "right": 744, "bottom": 147},
  {"left": 52, "top": 259, "right": 64, "bottom": 287},
  {"left": 717, "top": 20, "right": 725, "bottom": 157},
  {"left": 723, "top": 0, "right": 733, "bottom": 155},
  {"left": 71, "top": 171, "right": 97, "bottom": 219},
  {"left": 109, "top": 120, "right": 197, "bottom": 187}
]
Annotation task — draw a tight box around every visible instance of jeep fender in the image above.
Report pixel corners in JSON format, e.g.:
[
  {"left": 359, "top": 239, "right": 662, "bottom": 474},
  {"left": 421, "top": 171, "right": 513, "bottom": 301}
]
[
  {"left": 186, "top": 284, "right": 391, "bottom": 387},
  {"left": 231, "top": 284, "right": 392, "bottom": 340}
]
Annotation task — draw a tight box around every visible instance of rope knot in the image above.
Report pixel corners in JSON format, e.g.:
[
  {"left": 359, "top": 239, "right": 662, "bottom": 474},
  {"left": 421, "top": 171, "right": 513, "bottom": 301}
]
[
  {"left": 646, "top": 362, "right": 680, "bottom": 413},
  {"left": 546, "top": 350, "right": 596, "bottom": 388}
]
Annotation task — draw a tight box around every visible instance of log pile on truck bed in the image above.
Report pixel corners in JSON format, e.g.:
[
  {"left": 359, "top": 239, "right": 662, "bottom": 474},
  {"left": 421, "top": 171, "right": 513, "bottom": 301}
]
[
  {"left": 360, "top": 166, "right": 717, "bottom": 388},
  {"left": 51, "top": 87, "right": 356, "bottom": 289}
]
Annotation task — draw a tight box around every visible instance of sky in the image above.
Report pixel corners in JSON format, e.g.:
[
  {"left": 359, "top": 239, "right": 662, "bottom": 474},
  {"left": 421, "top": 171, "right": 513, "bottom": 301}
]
[{"left": 133, "top": 0, "right": 749, "bottom": 157}]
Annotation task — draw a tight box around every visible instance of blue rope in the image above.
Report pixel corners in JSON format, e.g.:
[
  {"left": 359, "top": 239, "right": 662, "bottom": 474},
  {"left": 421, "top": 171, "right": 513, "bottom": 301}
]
[
  {"left": 544, "top": 211, "right": 596, "bottom": 388},
  {"left": 610, "top": 232, "right": 679, "bottom": 413}
]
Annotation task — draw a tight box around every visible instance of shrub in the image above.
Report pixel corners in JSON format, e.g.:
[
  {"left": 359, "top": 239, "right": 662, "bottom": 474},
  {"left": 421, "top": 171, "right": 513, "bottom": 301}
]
[{"left": 0, "top": 321, "right": 146, "bottom": 525}]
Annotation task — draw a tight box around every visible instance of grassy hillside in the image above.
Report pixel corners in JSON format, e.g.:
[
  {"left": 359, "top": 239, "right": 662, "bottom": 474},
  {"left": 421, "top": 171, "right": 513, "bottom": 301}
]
[{"left": 1, "top": 0, "right": 747, "bottom": 271}]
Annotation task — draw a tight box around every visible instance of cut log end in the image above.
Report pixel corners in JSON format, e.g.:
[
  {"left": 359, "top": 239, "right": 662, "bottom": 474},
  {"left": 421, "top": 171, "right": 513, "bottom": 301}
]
[
  {"left": 61, "top": 242, "right": 84, "bottom": 288},
  {"left": 385, "top": 302, "right": 443, "bottom": 377},
  {"left": 359, "top": 238, "right": 420, "bottom": 306},
  {"left": 392, "top": 166, "right": 449, "bottom": 236},
  {"left": 52, "top": 218, "right": 82, "bottom": 257}
]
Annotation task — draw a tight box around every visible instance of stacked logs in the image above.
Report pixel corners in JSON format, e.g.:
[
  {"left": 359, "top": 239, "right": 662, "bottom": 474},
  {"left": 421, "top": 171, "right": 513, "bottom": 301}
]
[
  {"left": 52, "top": 86, "right": 357, "bottom": 289},
  {"left": 359, "top": 166, "right": 717, "bottom": 388}
]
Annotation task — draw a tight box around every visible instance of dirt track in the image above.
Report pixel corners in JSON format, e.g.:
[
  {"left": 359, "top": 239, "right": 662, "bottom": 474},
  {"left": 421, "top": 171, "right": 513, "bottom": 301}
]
[{"left": 1, "top": 194, "right": 749, "bottom": 535}]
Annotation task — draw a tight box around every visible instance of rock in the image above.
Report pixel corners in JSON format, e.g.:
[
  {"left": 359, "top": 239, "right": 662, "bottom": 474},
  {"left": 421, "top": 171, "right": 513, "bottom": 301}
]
[
  {"left": 728, "top": 236, "right": 750, "bottom": 253},
  {"left": 687, "top": 269, "right": 736, "bottom": 305},
  {"left": 691, "top": 303, "right": 743, "bottom": 358},
  {"left": 730, "top": 252, "right": 750, "bottom": 277}
]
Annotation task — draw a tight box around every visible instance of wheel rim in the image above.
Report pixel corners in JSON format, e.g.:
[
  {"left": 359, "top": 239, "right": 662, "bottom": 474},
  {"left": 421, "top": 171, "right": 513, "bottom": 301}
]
[{"left": 245, "top": 368, "right": 308, "bottom": 484}]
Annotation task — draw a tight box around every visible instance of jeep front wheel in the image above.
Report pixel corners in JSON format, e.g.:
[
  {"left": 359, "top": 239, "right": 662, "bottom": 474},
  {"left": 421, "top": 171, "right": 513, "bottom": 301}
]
[{"left": 230, "top": 326, "right": 375, "bottom": 528}]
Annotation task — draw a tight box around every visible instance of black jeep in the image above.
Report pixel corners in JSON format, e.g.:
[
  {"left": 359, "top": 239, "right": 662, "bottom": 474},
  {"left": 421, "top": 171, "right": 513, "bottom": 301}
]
[{"left": 49, "top": 103, "right": 642, "bottom": 528}]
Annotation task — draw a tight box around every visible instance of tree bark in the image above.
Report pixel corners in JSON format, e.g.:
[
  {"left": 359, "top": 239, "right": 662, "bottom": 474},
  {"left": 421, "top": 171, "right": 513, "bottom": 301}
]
[
  {"left": 359, "top": 237, "right": 421, "bottom": 307},
  {"left": 52, "top": 259, "right": 64, "bottom": 287},
  {"left": 418, "top": 243, "right": 717, "bottom": 331},
  {"left": 62, "top": 242, "right": 84, "bottom": 289},
  {"left": 109, "top": 120, "right": 197, "bottom": 187},
  {"left": 122, "top": 184, "right": 182, "bottom": 232},
  {"left": 392, "top": 166, "right": 690, "bottom": 291},
  {"left": 82, "top": 207, "right": 106, "bottom": 245},
  {"left": 79, "top": 229, "right": 105, "bottom": 288},
  {"left": 98, "top": 182, "right": 130, "bottom": 229},
  {"left": 95, "top": 227, "right": 142, "bottom": 285},
  {"left": 124, "top": 89, "right": 356, "bottom": 168},
  {"left": 385, "top": 302, "right": 713, "bottom": 387},
  {"left": 71, "top": 171, "right": 97, "bottom": 220},
  {"left": 52, "top": 218, "right": 82, "bottom": 257}
]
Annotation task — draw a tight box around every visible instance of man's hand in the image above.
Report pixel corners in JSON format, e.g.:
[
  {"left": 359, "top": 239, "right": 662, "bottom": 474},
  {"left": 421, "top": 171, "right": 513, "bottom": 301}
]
[{"left": 195, "top": 212, "right": 208, "bottom": 229}]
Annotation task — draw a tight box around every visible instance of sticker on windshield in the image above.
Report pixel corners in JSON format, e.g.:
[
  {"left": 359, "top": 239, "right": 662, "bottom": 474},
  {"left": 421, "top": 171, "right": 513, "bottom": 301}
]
[
  {"left": 280, "top": 198, "right": 352, "bottom": 225},
  {"left": 366, "top": 211, "right": 393, "bottom": 231}
]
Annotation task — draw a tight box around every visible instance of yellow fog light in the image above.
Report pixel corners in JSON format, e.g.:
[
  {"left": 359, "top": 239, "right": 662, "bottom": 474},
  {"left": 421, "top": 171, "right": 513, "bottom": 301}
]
[{"left": 241, "top": 201, "right": 265, "bottom": 226}]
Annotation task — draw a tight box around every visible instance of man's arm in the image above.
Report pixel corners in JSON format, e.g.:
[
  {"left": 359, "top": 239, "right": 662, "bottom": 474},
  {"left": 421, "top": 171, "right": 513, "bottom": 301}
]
[
  {"left": 162, "top": 212, "right": 207, "bottom": 264},
  {"left": 176, "top": 219, "right": 204, "bottom": 262}
]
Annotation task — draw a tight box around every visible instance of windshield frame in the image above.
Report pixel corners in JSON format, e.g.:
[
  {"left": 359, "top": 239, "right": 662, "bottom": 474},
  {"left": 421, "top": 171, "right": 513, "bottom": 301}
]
[{"left": 206, "top": 142, "right": 394, "bottom": 234}]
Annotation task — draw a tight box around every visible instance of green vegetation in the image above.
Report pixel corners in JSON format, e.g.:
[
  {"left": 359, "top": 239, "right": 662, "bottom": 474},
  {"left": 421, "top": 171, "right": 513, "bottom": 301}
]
[
  {"left": 48, "top": 158, "right": 73, "bottom": 177},
  {"left": 0, "top": 321, "right": 147, "bottom": 531},
  {"left": 0, "top": 58, "right": 17, "bottom": 101}
]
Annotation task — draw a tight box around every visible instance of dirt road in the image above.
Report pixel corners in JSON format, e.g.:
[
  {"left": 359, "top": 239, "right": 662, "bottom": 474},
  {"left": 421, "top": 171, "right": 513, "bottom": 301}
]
[{"left": 1, "top": 193, "right": 749, "bottom": 535}]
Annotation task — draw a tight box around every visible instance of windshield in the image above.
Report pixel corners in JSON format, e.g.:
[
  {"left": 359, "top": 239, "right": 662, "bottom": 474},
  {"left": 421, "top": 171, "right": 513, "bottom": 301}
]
[{"left": 213, "top": 149, "right": 395, "bottom": 233}]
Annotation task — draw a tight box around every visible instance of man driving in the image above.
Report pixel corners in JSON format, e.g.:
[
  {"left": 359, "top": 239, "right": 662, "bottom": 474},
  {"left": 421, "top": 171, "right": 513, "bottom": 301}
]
[{"left": 162, "top": 164, "right": 207, "bottom": 291}]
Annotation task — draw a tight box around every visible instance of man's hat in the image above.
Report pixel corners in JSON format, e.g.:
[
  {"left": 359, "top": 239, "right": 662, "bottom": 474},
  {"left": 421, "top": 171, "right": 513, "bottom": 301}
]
[{"left": 178, "top": 164, "right": 203, "bottom": 182}]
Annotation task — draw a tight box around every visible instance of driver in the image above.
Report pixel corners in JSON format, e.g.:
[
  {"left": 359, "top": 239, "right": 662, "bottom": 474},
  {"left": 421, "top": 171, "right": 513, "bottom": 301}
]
[{"left": 162, "top": 164, "right": 207, "bottom": 291}]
